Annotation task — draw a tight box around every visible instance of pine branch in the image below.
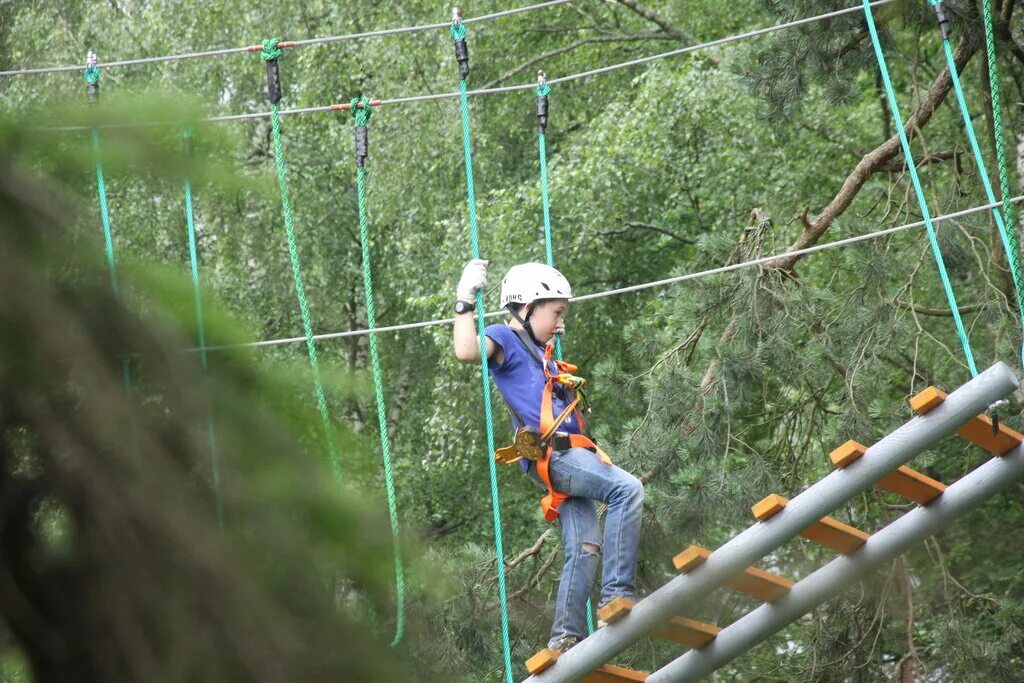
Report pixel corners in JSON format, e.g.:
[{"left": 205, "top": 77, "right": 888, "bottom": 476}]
[
  {"left": 768, "top": 37, "right": 979, "bottom": 273},
  {"left": 614, "top": 0, "right": 694, "bottom": 44}
]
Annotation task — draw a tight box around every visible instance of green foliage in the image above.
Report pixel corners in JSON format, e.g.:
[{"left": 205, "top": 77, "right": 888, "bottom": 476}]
[{"left": 2, "top": 0, "right": 1024, "bottom": 680}]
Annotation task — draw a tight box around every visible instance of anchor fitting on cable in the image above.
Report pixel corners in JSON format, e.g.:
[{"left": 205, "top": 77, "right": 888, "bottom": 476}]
[
  {"left": 536, "top": 70, "right": 549, "bottom": 132},
  {"left": 932, "top": 1, "right": 951, "bottom": 40},
  {"left": 452, "top": 7, "right": 470, "bottom": 80},
  {"left": 266, "top": 59, "right": 282, "bottom": 104},
  {"left": 84, "top": 50, "right": 100, "bottom": 102}
]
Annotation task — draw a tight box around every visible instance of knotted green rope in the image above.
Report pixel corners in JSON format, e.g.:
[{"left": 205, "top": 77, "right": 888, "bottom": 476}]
[
  {"left": 451, "top": 22, "right": 514, "bottom": 683},
  {"left": 862, "top": 0, "right": 978, "bottom": 377},
  {"left": 930, "top": 0, "right": 1024, "bottom": 369},
  {"left": 981, "top": 0, "right": 1017, "bottom": 236},
  {"left": 260, "top": 38, "right": 284, "bottom": 63},
  {"left": 261, "top": 41, "right": 341, "bottom": 478},
  {"left": 350, "top": 97, "right": 406, "bottom": 647},
  {"left": 535, "top": 80, "right": 596, "bottom": 634},
  {"left": 182, "top": 127, "right": 225, "bottom": 533}
]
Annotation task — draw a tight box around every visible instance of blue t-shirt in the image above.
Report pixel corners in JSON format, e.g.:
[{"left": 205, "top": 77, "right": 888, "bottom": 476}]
[{"left": 485, "top": 324, "right": 582, "bottom": 471}]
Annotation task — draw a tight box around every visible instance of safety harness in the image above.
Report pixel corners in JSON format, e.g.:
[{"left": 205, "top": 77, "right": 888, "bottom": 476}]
[{"left": 493, "top": 327, "right": 612, "bottom": 522}]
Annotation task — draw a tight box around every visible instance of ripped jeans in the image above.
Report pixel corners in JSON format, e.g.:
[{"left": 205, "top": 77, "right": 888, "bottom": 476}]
[{"left": 527, "top": 447, "right": 644, "bottom": 649}]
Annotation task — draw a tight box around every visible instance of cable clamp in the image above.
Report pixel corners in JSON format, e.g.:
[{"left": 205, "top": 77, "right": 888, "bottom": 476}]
[{"left": 932, "top": 1, "right": 951, "bottom": 40}]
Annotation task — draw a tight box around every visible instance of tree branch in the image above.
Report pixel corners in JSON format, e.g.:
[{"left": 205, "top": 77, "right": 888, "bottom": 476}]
[
  {"left": 892, "top": 299, "right": 986, "bottom": 317},
  {"left": 598, "top": 221, "right": 697, "bottom": 244},
  {"left": 614, "top": 0, "right": 693, "bottom": 44},
  {"left": 768, "top": 37, "right": 978, "bottom": 273},
  {"left": 878, "top": 149, "right": 960, "bottom": 173}
]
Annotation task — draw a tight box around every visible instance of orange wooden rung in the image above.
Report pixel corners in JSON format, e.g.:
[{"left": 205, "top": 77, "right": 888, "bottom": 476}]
[
  {"left": 526, "top": 649, "right": 560, "bottom": 675},
  {"left": 651, "top": 615, "right": 721, "bottom": 649},
  {"left": 672, "top": 545, "right": 794, "bottom": 602},
  {"left": 877, "top": 466, "right": 946, "bottom": 505},
  {"left": 829, "top": 440, "right": 868, "bottom": 468},
  {"left": 597, "top": 596, "right": 635, "bottom": 625},
  {"left": 583, "top": 664, "right": 649, "bottom": 682},
  {"left": 829, "top": 440, "right": 946, "bottom": 505},
  {"left": 752, "top": 494, "right": 870, "bottom": 554},
  {"left": 910, "top": 386, "right": 1023, "bottom": 456}
]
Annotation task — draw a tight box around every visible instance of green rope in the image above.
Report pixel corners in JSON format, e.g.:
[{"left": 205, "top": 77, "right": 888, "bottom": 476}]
[
  {"left": 536, "top": 81, "right": 595, "bottom": 634},
  {"left": 981, "top": 0, "right": 1017, "bottom": 237},
  {"left": 862, "top": 0, "right": 978, "bottom": 377},
  {"left": 350, "top": 97, "right": 406, "bottom": 647},
  {"left": 451, "top": 22, "right": 514, "bottom": 683},
  {"left": 85, "top": 63, "right": 133, "bottom": 395},
  {"left": 182, "top": 128, "right": 226, "bottom": 534},
  {"left": 261, "top": 42, "right": 342, "bottom": 479},
  {"left": 260, "top": 37, "right": 284, "bottom": 62},
  {"left": 931, "top": 0, "right": 1024, "bottom": 369}
]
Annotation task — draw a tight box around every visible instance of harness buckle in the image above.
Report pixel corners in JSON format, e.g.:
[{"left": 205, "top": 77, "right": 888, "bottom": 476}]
[{"left": 494, "top": 427, "right": 547, "bottom": 465}]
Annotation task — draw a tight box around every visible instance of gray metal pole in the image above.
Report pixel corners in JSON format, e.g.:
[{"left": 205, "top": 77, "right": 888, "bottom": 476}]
[
  {"left": 650, "top": 438, "right": 1024, "bottom": 682},
  {"left": 523, "top": 362, "right": 1017, "bottom": 683}
]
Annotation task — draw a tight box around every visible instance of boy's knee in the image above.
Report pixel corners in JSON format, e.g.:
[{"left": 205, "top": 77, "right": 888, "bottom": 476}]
[
  {"left": 619, "top": 475, "right": 644, "bottom": 503},
  {"left": 581, "top": 542, "right": 601, "bottom": 557}
]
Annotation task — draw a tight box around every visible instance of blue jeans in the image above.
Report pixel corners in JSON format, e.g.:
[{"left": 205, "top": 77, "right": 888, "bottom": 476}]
[{"left": 527, "top": 447, "right": 644, "bottom": 649}]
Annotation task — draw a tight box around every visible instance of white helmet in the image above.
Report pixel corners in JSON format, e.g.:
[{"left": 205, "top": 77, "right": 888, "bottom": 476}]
[{"left": 499, "top": 262, "right": 573, "bottom": 308}]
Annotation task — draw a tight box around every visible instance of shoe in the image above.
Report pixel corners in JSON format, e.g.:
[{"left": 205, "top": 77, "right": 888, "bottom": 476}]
[{"left": 549, "top": 636, "right": 580, "bottom": 654}]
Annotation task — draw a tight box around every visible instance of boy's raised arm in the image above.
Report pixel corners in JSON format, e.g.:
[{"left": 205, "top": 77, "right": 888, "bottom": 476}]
[{"left": 452, "top": 259, "right": 497, "bottom": 363}]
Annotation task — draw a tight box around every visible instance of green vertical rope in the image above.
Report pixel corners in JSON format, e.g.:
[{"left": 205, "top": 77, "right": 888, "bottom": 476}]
[
  {"left": 981, "top": 0, "right": 1017, "bottom": 237},
  {"left": 182, "top": 128, "right": 226, "bottom": 534},
  {"left": 451, "top": 21, "right": 514, "bottom": 683},
  {"left": 862, "top": 0, "right": 978, "bottom": 377},
  {"left": 85, "top": 62, "right": 133, "bottom": 395},
  {"left": 536, "top": 81, "right": 565, "bottom": 362},
  {"left": 536, "top": 80, "right": 594, "bottom": 635},
  {"left": 261, "top": 40, "right": 342, "bottom": 479},
  {"left": 350, "top": 97, "right": 406, "bottom": 647},
  {"left": 930, "top": 0, "right": 1024, "bottom": 369}
]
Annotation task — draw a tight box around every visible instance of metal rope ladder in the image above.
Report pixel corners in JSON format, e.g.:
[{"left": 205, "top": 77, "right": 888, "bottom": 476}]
[{"left": 522, "top": 362, "right": 1023, "bottom": 682}]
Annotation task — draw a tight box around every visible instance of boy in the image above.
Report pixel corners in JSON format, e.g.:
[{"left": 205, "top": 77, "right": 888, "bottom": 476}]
[{"left": 452, "top": 259, "right": 644, "bottom": 652}]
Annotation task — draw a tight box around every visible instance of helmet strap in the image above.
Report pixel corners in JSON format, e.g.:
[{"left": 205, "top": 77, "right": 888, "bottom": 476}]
[{"left": 506, "top": 303, "right": 541, "bottom": 346}]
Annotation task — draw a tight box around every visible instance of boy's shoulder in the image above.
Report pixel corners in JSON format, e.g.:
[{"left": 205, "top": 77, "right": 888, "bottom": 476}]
[{"left": 484, "top": 322, "right": 512, "bottom": 340}]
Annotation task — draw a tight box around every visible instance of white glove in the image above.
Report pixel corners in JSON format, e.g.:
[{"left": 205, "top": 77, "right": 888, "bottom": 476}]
[{"left": 457, "top": 258, "right": 488, "bottom": 302}]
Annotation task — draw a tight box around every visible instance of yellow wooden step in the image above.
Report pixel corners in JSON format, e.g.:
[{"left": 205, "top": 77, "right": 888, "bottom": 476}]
[
  {"left": 597, "top": 596, "right": 635, "bottom": 625},
  {"left": 584, "top": 664, "right": 649, "bottom": 682},
  {"left": 526, "top": 648, "right": 560, "bottom": 675},
  {"left": 598, "top": 596, "right": 719, "bottom": 651},
  {"left": 910, "top": 387, "right": 1023, "bottom": 455},
  {"left": 526, "top": 649, "right": 648, "bottom": 682},
  {"left": 650, "top": 615, "right": 721, "bottom": 649},
  {"left": 672, "top": 545, "right": 794, "bottom": 602},
  {"left": 829, "top": 440, "right": 946, "bottom": 505},
  {"left": 752, "top": 494, "right": 870, "bottom": 554}
]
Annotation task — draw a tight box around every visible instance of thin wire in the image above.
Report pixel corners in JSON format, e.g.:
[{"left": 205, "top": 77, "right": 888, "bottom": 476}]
[
  {"left": 197, "top": 196, "right": 1023, "bottom": 352},
  {"left": 0, "top": 0, "right": 570, "bottom": 77},
  {"left": 40, "top": 0, "right": 897, "bottom": 132}
]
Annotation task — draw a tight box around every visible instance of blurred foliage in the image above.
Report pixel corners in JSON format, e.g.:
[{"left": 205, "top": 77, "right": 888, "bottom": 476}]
[{"left": 2, "top": 0, "right": 1024, "bottom": 680}]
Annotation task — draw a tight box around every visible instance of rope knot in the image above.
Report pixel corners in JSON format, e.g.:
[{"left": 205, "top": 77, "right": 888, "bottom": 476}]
[
  {"left": 450, "top": 7, "right": 466, "bottom": 40},
  {"left": 260, "top": 38, "right": 284, "bottom": 62},
  {"left": 350, "top": 97, "right": 373, "bottom": 127}
]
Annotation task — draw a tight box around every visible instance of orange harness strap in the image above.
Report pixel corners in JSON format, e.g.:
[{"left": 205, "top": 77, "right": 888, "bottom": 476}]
[{"left": 535, "top": 344, "right": 612, "bottom": 522}]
